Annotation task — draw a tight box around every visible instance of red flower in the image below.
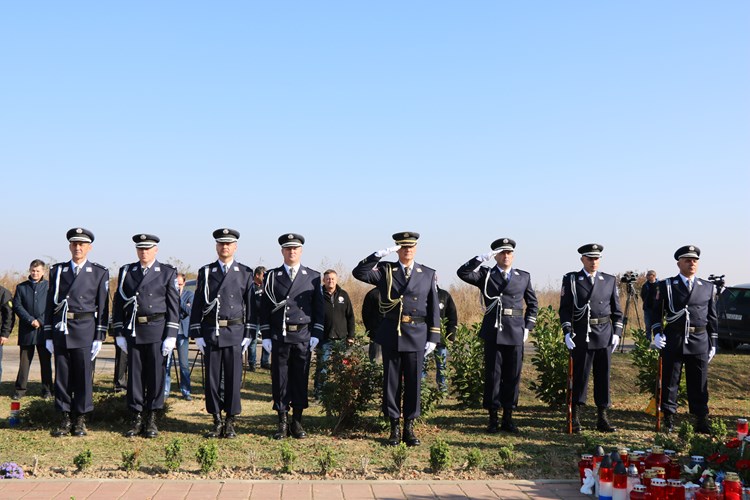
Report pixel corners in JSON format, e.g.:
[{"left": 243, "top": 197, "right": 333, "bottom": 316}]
[
  {"left": 708, "top": 452, "right": 720, "bottom": 462},
  {"left": 737, "top": 460, "right": 750, "bottom": 470},
  {"left": 715, "top": 455, "right": 730, "bottom": 465},
  {"left": 726, "top": 438, "right": 742, "bottom": 449}
]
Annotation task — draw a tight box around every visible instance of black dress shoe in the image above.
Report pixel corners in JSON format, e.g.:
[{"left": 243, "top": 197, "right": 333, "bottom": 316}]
[
  {"left": 403, "top": 419, "right": 420, "bottom": 447},
  {"left": 500, "top": 409, "right": 520, "bottom": 434},
  {"left": 663, "top": 413, "right": 675, "bottom": 433},
  {"left": 124, "top": 412, "right": 143, "bottom": 438},
  {"left": 51, "top": 412, "right": 72, "bottom": 437},
  {"left": 223, "top": 415, "right": 237, "bottom": 439},
  {"left": 289, "top": 410, "right": 307, "bottom": 439},
  {"left": 142, "top": 411, "right": 159, "bottom": 439},
  {"left": 206, "top": 414, "right": 223, "bottom": 438},
  {"left": 273, "top": 412, "right": 288, "bottom": 440},
  {"left": 695, "top": 415, "right": 711, "bottom": 434},
  {"left": 71, "top": 414, "right": 88, "bottom": 437},
  {"left": 596, "top": 407, "right": 617, "bottom": 433},
  {"left": 387, "top": 418, "right": 401, "bottom": 446},
  {"left": 486, "top": 409, "right": 500, "bottom": 434}
]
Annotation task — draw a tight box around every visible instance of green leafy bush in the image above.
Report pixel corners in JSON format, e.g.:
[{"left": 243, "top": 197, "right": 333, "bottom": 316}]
[
  {"left": 419, "top": 382, "right": 444, "bottom": 420},
  {"left": 121, "top": 449, "right": 140, "bottom": 472},
  {"left": 465, "top": 448, "right": 485, "bottom": 470},
  {"left": 447, "top": 322, "right": 484, "bottom": 408},
  {"left": 528, "top": 306, "right": 568, "bottom": 406},
  {"left": 73, "top": 449, "right": 92, "bottom": 472},
  {"left": 196, "top": 442, "right": 218, "bottom": 474},
  {"left": 497, "top": 443, "right": 515, "bottom": 467},
  {"left": 630, "top": 327, "right": 687, "bottom": 403},
  {"left": 390, "top": 442, "right": 409, "bottom": 472},
  {"left": 710, "top": 418, "right": 728, "bottom": 441},
  {"left": 429, "top": 438, "right": 452, "bottom": 473},
  {"left": 319, "top": 334, "right": 383, "bottom": 433},
  {"left": 280, "top": 441, "right": 297, "bottom": 474},
  {"left": 316, "top": 445, "right": 337, "bottom": 475},
  {"left": 164, "top": 439, "right": 183, "bottom": 472}
]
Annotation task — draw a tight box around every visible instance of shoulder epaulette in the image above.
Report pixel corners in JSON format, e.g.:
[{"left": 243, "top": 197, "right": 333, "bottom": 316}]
[
  {"left": 90, "top": 262, "right": 108, "bottom": 270},
  {"left": 160, "top": 262, "right": 177, "bottom": 270}
]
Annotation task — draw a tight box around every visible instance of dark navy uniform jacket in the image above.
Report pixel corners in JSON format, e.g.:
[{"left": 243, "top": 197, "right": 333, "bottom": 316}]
[
  {"left": 457, "top": 260, "right": 538, "bottom": 345},
  {"left": 44, "top": 261, "right": 110, "bottom": 349},
  {"left": 559, "top": 270, "right": 623, "bottom": 350},
  {"left": 257, "top": 265, "right": 324, "bottom": 344},
  {"left": 112, "top": 261, "right": 180, "bottom": 345},
  {"left": 352, "top": 253, "right": 440, "bottom": 352},
  {"left": 650, "top": 276, "right": 717, "bottom": 355},
  {"left": 13, "top": 278, "right": 48, "bottom": 345},
  {"left": 189, "top": 261, "right": 253, "bottom": 348}
]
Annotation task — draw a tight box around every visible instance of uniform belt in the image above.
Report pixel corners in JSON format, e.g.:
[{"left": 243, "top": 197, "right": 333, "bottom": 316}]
[
  {"left": 688, "top": 326, "right": 706, "bottom": 334},
  {"left": 589, "top": 316, "right": 611, "bottom": 325},
  {"left": 136, "top": 313, "right": 165, "bottom": 324},
  {"left": 205, "top": 317, "right": 244, "bottom": 328},
  {"left": 501, "top": 308, "right": 524, "bottom": 317},
  {"left": 65, "top": 312, "right": 95, "bottom": 320},
  {"left": 287, "top": 323, "right": 308, "bottom": 332},
  {"left": 400, "top": 315, "right": 425, "bottom": 324}
]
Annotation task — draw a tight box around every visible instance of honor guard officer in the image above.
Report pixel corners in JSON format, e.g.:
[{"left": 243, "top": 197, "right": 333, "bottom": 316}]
[
  {"left": 650, "top": 245, "right": 717, "bottom": 434},
  {"left": 112, "top": 234, "right": 179, "bottom": 438},
  {"left": 559, "top": 244, "right": 623, "bottom": 433},
  {"left": 352, "top": 232, "right": 441, "bottom": 447},
  {"left": 258, "top": 233, "right": 324, "bottom": 440},
  {"left": 457, "top": 238, "right": 538, "bottom": 434},
  {"left": 189, "top": 229, "right": 254, "bottom": 439},
  {"left": 45, "top": 228, "right": 110, "bottom": 437}
]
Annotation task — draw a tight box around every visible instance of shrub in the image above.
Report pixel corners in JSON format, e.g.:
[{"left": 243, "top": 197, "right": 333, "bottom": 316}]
[
  {"left": 497, "top": 444, "right": 515, "bottom": 467},
  {"left": 121, "top": 449, "right": 140, "bottom": 472},
  {"left": 280, "top": 441, "right": 297, "bottom": 474},
  {"left": 447, "top": 322, "right": 484, "bottom": 408},
  {"left": 710, "top": 418, "right": 728, "bottom": 441},
  {"left": 316, "top": 445, "right": 337, "bottom": 476},
  {"left": 419, "top": 382, "right": 444, "bottom": 420},
  {"left": 196, "top": 442, "right": 218, "bottom": 474},
  {"left": 164, "top": 439, "right": 182, "bottom": 472},
  {"left": 429, "top": 438, "right": 453, "bottom": 473},
  {"left": 318, "top": 334, "right": 383, "bottom": 433},
  {"left": 390, "top": 442, "right": 409, "bottom": 472},
  {"left": 678, "top": 420, "right": 695, "bottom": 445},
  {"left": 465, "top": 449, "right": 485, "bottom": 471},
  {"left": 630, "top": 328, "right": 687, "bottom": 403},
  {"left": 528, "top": 306, "right": 568, "bottom": 406},
  {"left": 73, "top": 449, "right": 93, "bottom": 472}
]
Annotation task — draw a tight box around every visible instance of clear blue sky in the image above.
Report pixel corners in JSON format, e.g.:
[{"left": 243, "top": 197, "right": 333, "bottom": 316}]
[{"left": 2, "top": 1, "right": 748, "bottom": 288}]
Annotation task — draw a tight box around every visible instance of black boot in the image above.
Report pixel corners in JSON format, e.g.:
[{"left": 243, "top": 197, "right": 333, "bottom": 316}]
[
  {"left": 571, "top": 405, "right": 581, "bottom": 434},
  {"left": 206, "top": 414, "right": 223, "bottom": 438},
  {"left": 663, "top": 412, "right": 675, "bottom": 433},
  {"left": 124, "top": 411, "right": 143, "bottom": 438},
  {"left": 387, "top": 418, "right": 401, "bottom": 446},
  {"left": 402, "top": 418, "right": 420, "bottom": 447},
  {"left": 72, "top": 413, "right": 88, "bottom": 437},
  {"left": 695, "top": 414, "right": 711, "bottom": 434},
  {"left": 289, "top": 408, "right": 307, "bottom": 439},
  {"left": 143, "top": 411, "right": 159, "bottom": 439},
  {"left": 596, "top": 407, "right": 617, "bottom": 433},
  {"left": 486, "top": 409, "right": 500, "bottom": 434},
  {"left": 223, "top": 415, "right": 237, "bottom": 439},
  {"left": 500, "top": 408, "right": 519, "bottom": 434},
  {"left": 51, "top": 411, "right": 72, "bottom": 437},
  {"left": 273, "top": 411, "right": 288, "bottom": 440}
]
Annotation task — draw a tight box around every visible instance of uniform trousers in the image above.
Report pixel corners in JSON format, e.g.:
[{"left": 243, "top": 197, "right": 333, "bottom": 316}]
[
  {"left": 15, "top": 344, "right": 53, "bottom": 396},
  {"left": 382, "top": 348, "right": 424, "bottom": 420},
  {"left": 127, "top": 340, "right": 167, "bottom": 412},
  {"left": 660, "top": 349, "right": 709, "bottom": 416},
  {"left": 204, "top": 343, "right": 242, "bottom": 416},
  {"left": 571, "top": 345, "right": 611, "bottom": 408},
  {"left": 54, "top": 345, "right": 94, "bottom": 414},
  {"left": 483, "top": 342, "right": 523, "bottom": 410},
  {"left": 271, "top": 339, "right": 311, "bottom": 412},
  {"left": 113, "top": 342, "right": 128, "bottom": 392}
]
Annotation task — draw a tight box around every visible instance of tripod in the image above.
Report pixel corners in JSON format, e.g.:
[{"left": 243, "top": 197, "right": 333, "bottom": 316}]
[{"left": 619, "top": 281, "right": 642, "bottom": 353}]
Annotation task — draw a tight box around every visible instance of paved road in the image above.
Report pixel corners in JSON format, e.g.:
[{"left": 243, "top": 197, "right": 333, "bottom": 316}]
[{"left": 0, "top": 479, "right": 588, "bottom": 499}]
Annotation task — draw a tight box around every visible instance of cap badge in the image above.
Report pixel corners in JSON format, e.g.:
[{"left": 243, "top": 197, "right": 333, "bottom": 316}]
[
  {"left": 140, "top": 234, "right": 147, "bottom": 240},
  {"left": 404, "top": 232, "right": 410, "bottom": 237},
  {"left": 592, "top": 244, "right": 598, "bottom": 250},
  {"left": 223, "top": 229, "right": 229, "bottom": 235},
  {"left": 689, "top": 246, "right": 695, "bottom": 251},
  {"left": 76, "top": 228, "right": 83, "bottom": 234},
  {"left": 503, "top": 239, "right": 508, "bottom": 244},
  {"left": 288, "top": 234, "right": 294, "bottom": 239}
]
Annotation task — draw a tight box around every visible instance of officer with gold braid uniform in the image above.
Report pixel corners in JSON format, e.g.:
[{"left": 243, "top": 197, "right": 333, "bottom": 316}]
[{"left": 352, "top": 232, "right": 440, "bottom": 447}]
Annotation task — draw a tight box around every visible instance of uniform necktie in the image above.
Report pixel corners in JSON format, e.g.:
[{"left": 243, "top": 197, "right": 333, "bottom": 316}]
[
  {"left": 503, "top": 271, "right": 509, "bottom": 282},
  {"left": 290, "top": 267, "right": 297, "bottom": 281},
  {"left": 74, "top": 266, "right": 80, "bottom": 276},
  {"left": 687, "top": 279, "right": 693, "bottom": 292},
  {"left": 142, "top": 267, "right": 149, "bottom": 276},
  {"left": 589, "top": 274, "right": 595, "bottom": 285},
  {"left": 404, "top": 267, "right": 411, "bottom": 280}
]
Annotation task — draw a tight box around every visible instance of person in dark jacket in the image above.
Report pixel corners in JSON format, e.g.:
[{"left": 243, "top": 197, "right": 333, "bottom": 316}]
[
  {"left": 422, "top": 284, "right": 458, "bottom": 393},
  {"left": 362, "top": 287, "right": 382, "bottom": 362},
  {"left": 641, "top": 270, "right": 658, "bottom": 340},
  {"left": 314, "top": 269, "right": 355, "bottom": 396},
  {"left": 0, "top": 284, "right": 16, "bottom": 385},
  {"left": 12, "top": 259, "right": 52, "bottom": 399}
]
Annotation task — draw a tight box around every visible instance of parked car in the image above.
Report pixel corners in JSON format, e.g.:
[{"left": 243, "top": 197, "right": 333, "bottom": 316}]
[
  {"left": 185, "top": 279, "right": 197, "bottom": 295},
  {"left": 716, "top": 283, "right": 750, "bottom": 350}
]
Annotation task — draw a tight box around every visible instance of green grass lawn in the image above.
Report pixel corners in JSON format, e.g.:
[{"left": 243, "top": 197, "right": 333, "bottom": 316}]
[{"left": 1, "top": 349, "right": 748, "bottom": 480}]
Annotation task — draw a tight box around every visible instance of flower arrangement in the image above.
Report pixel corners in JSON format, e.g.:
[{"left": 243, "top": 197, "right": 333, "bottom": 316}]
[{"left": 0, "top": 462, "right": 24, "bottom": 479}]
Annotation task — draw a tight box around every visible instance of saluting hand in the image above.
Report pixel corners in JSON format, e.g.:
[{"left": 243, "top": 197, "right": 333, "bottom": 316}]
[
  {"left": 478, "top": 250, "right": 501, "bottom": 262},
  {"left": 374, "top": 245, "right": 401, "bottom": 258}
]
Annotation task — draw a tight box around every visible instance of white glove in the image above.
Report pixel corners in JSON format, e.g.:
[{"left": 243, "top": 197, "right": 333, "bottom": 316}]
[
  {"left": 708, "top": 346, "right": 716, "bottom": 363},
  {"left": 611, "top": 334, "right": 620, "bottom": 353},
  {"left": 195, "top": 337, "right": 206, "bottom": 354},
  {"left": 46, "top": 339, "right": 54, "bottom": 355},
  {"left": 425, "top": 341, "right": 437, "bottom": 357},
  {"left": 374, "top": 245, "right": 401, "bottom": 258},
  {"left": 652, "top": 333, "right": 666, "bottom": 350},
  {"left": 309, "top": 337, "right": 320, "bottom": 351},
  {"left": 162, "top": 336, "right": 177, "bottom": 357},
  {"left": 241, "top": 337, "right": 252, "bottom": 353},
  {"left": 523, "top": 328, "right": 529, "bottom": 342},
  {"left": 116, "top": 336, "right": 128, "bottom": 354},
  {"left": 262, "top": 338, "right": 272, "bottom": 354},
  {"left": 91, "top": 340, "right": 102, "bottom": 361},
  {"left": 478, "top": 250, "right": 500, "bottom": 262},
  {"left": 564, "top": 333, "right": 576, "bottom": 350}
]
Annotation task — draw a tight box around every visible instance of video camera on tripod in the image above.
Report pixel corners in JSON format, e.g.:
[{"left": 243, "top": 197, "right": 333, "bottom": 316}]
[
  {"left": 708, "top": 274, "right": 726, "bottom": 295},
  {"left": 617, "top": 271, "right": 642, "bottom": 352},
  {"left": 620, "top": 271, "right": 638, "bottom": 284}
]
